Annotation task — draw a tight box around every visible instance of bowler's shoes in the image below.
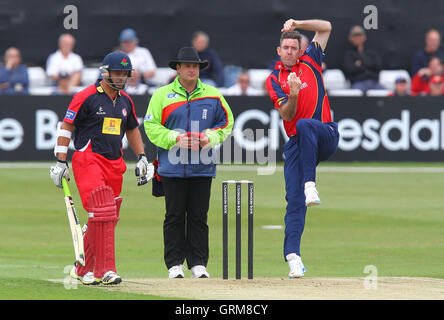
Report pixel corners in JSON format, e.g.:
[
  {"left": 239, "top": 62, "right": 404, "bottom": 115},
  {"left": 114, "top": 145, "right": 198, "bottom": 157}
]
[
  {"left": 100, "top": 271, "right": 122, "bottom": 285},
  {"left": 168, "top": 265, "right": 185, "bottom": 278},
  {"left": 287, "top": 253, "right": 306, "bottom": 278},
  {"left": 304, "top": 182, "right": 321, "bottom": 207},
  {"left": 191, "top": 265, "right": 210, "bottom": 278}
]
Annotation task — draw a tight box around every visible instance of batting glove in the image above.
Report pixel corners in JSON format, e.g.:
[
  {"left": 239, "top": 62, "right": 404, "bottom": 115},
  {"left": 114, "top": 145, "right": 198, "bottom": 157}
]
[
  {"left": 50, "top": 159, "right": 70, "bottom": 188},
  {"left": 135, "top": 154, "right": 154, "bottom": 186}
]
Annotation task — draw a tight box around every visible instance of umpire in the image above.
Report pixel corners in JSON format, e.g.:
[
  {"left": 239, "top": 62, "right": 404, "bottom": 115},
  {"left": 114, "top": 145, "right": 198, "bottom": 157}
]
[{"left": 144, "top": 47, "right": 234, "bottom": 278}]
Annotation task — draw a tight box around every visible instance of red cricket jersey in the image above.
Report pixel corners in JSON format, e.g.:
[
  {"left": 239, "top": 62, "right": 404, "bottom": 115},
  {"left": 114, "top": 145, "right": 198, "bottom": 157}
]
[
  {"left": 266, "top": 41, "right": 332, "bottom": 137},
  {"left": 63, "top": 81, "right": 139, "bottom": 160}
]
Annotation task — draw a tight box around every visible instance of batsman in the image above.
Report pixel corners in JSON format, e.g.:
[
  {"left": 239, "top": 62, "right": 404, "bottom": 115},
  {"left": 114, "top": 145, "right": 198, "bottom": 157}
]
[
  {"left": 50, "top": 51, "right": 154, "bottom": 285},
  {"left": 266, "top": 19, "right": 339, "bottom": 278}
]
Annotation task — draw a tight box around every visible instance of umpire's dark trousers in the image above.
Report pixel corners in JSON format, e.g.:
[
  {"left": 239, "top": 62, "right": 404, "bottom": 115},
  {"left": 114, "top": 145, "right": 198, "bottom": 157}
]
[{"left": 160, "top": 176, "right": 213, "bottom": 270}]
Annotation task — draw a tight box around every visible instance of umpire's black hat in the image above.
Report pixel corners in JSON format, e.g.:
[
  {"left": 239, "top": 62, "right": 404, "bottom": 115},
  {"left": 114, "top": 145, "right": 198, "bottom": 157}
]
[{"left": 168, "top": 47, "right": 208, "bottom": 70}]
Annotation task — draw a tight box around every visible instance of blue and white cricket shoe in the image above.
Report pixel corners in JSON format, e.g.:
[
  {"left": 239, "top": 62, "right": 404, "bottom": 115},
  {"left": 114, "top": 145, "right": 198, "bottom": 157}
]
[
  {"left": 287, "top": 253, "right": 306, "bottom": 278},
  {"left": 304, "top": 182, "right": 321, "bottom": 207}
]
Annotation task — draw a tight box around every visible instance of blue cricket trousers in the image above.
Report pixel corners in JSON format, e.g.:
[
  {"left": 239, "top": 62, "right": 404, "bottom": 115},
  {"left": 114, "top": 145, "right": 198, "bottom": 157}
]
[{"left": 283, "top": 119, "right": 340, "bottom": 259}]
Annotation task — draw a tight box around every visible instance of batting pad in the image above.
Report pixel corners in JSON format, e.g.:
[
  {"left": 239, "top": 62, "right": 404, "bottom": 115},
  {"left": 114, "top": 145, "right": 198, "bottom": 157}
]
[
  {"left": 86, "top": 186, "right": 117, "bottom": 278},
  {"left": 76, "top": 224, "right": 94, "bottom": 276},
  {"left": 87, "top": 186, "right": 117, "bottom": 222},
  {"left": 115, "top": 197, "right": 123, "bottom": 224}
]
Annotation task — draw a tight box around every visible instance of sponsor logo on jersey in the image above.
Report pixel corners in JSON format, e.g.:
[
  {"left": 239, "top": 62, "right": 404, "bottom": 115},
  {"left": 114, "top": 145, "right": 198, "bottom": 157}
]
[
  {"left": 102, "top": 117, "right": 122, "bottom": 135},
  {"left": 96, "top": 107, "right": 106, "bottom": 115},
  {"left": 167, "top": 93, "right": 178, "bottom": 99},
  {"left": 65, "top": 110, "right": 76, "bottom": 120}
]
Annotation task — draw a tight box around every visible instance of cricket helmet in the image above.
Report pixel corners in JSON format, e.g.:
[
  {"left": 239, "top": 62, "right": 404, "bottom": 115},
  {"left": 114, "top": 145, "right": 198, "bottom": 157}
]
[
  {"left": 99, "top": 51, "right": 133, "bottom": 90},
  {"left": 100, "top": 51, "right": 133, "bottom": 73}
]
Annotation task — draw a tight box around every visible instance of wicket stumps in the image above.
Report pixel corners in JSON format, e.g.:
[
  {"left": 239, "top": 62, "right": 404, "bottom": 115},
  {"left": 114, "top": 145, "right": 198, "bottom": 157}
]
[{"left": 222, "top": 180, "right": 254, "bottom": 280}]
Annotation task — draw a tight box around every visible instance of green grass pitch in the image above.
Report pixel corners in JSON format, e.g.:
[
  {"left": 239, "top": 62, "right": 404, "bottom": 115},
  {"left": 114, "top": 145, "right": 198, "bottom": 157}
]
[{"left": 1, "top": 163, "right": 443, "bottom": 299}]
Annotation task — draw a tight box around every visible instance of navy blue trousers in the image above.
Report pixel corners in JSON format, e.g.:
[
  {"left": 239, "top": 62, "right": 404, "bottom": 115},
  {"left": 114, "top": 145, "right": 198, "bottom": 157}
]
[{"left": 283, "top": 119, "right": 340, "bottom": 259}]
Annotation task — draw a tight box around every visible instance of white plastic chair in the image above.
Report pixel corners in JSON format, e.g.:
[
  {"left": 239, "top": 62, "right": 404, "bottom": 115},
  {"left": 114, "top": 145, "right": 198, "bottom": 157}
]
[
  {"left": 328, "top": 89, "right": 364, "bottom": 97},
  {"left": 29, "top": 86, "right": 54, "bottom": 95},
  {"left": 247, "top": 69, "right": 271, "bottom": 90},
  {"left": 323, "top": 69, "right": 348, "bottom": 90},
  {"left": 366, "top": 89, "right": 392, "bottom": 97},
  {"left": 81, "top": 68, "right": 99, "bottom": 86},
  {"left": 28, "top": 67, "right": 48, "bottom": 87},
  {"left": 149, "top": 67, "right": 177, "bottom": 87},
  {"left": 378, "top": 70, "right": 411, "bottom": 91}
]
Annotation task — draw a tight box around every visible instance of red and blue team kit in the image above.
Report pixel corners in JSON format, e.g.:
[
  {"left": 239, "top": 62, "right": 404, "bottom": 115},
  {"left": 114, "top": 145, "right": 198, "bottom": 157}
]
[
  {"left": 62, "top": 80, "right": 140, "bottom": 279},
  {"left": 266, "top": 41, "right": 332, "bottom": 137},
  {"left": 266, "top": 41, "right": 339, "bottom": 259},
  {"left": 63, "top": 80, "right": 139, "bottom": 207}
]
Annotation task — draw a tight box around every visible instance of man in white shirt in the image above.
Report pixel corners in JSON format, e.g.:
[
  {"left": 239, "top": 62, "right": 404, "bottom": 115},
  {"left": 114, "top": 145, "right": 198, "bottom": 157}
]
[
  {"left": 119, "top": 28, "right": 157, "bottom": 87},
  {"left": 224, "top": 71, "right": 263, "bottom": 96},
  {"left": 46, "top": 33, "right": 83, "bottom": 87}
]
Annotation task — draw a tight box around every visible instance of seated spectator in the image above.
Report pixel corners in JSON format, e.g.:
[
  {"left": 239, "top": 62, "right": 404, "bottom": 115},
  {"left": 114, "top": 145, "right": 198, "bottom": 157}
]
[
  {"left": 388, "top": 77, "right": 410, "bottom": 97},
  {"left": 411, "top": 29, "right": 444, "bottom": 76},
  {"left": 268, "top": 34, "right": 310, "bottom": 69},
  {"left": 52, "top": 72, "right": 73, "bottom": 95},
  {"left": 119, "top": 28, "right": 157, "bottom": 86},
  {"left": 428, "top": 75, "right": 444, "bottom": 96},
  {"left": 46, "top": 33, "right": 83, "bottom": 87},
  {"left": 410, "top": 56, "right": 444, "bottom": 96},
  {"left": 0, "top": 47, "right": 28, "bottom": 95},
  {"left": 125, "top": 82, "right": 148, "bottom": 95},
  {"left": 224, "top": 71, "right": 263, "bottom": 96},
  {"left": 343, "top": 25, "right": 385, "bottom": 93},
  {"left": 191, "top": 31, "right": 224, "bottom": 87}
]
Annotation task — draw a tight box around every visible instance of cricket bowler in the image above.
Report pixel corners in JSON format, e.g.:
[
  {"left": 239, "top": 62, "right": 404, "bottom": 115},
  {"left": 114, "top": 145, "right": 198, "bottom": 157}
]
[
  {"left": 266, "top": 19, "right": 340, "bottom": 278},
  {"left": 50, "top": 51, "right": 154, "bottom": 285}
]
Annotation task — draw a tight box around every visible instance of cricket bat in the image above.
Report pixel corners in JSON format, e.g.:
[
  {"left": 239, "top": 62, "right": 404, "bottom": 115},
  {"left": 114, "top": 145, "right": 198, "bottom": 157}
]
[{"left": 62, "top": 177, "right": 85, "bottom": 266}]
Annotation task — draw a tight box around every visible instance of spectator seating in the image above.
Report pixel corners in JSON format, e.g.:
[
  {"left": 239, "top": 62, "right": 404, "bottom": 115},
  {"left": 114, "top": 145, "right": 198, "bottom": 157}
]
[
  {"left": 378, "top": 69, "right": 410, "bottom": 91},
  {"left": 247, "top": 69, "right": 270, "bottom": 90},
  {"left": 81, "top": 68, "right": 99, "bottom": 86},
  {"left": 366, "top": 89, "right": 392, "bottom": 97},
  {"left": 149, "top": 67, "right": 176, "bottom": 87},
  {"left": 28, "top": 66, "right": 48, "bottom": 87},
  {"left": 323, "top": 69, "right": 348, "bottom": 90},
  {"left": 29, "top": 87, "right": 54, "bottom": 95},
  {"left": 223, "top": 65, "right": 242, "bottom": 88},
  {"left": 328, "top": 89, "right": 364, "bottom": 96},
  {"left": 22, "top": 65, "right": 413, "bottom": 98}
]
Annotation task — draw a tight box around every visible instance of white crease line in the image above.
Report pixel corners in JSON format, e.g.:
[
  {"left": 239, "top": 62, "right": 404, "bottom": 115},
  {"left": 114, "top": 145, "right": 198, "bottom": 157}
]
[
  {"left": 0, "top": 163, "right": 53, "bottom": 169},
  {"left": 0, "top": 264, "right": 63, "bottom": 269},
  {"left": 389, "top": 277, "right": 444, "bottom": 284},
  {"left": 262, "top": 225, "right": 283, "bottom": 230},
  {"left": 318, "top": 167, "right": 444, "bottom": 173},
  {"left": 217, "top": 166, "right": 444, "bottom": 173},
  {"left": 1, "top": 163, "right": 444, "bottom": 173}
]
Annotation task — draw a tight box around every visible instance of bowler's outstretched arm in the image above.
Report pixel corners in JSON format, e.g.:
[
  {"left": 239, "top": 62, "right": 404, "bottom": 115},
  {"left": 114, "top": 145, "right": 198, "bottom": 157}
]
[{"left": 281, "top": 19, "right": 332, "bottom": 51}]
